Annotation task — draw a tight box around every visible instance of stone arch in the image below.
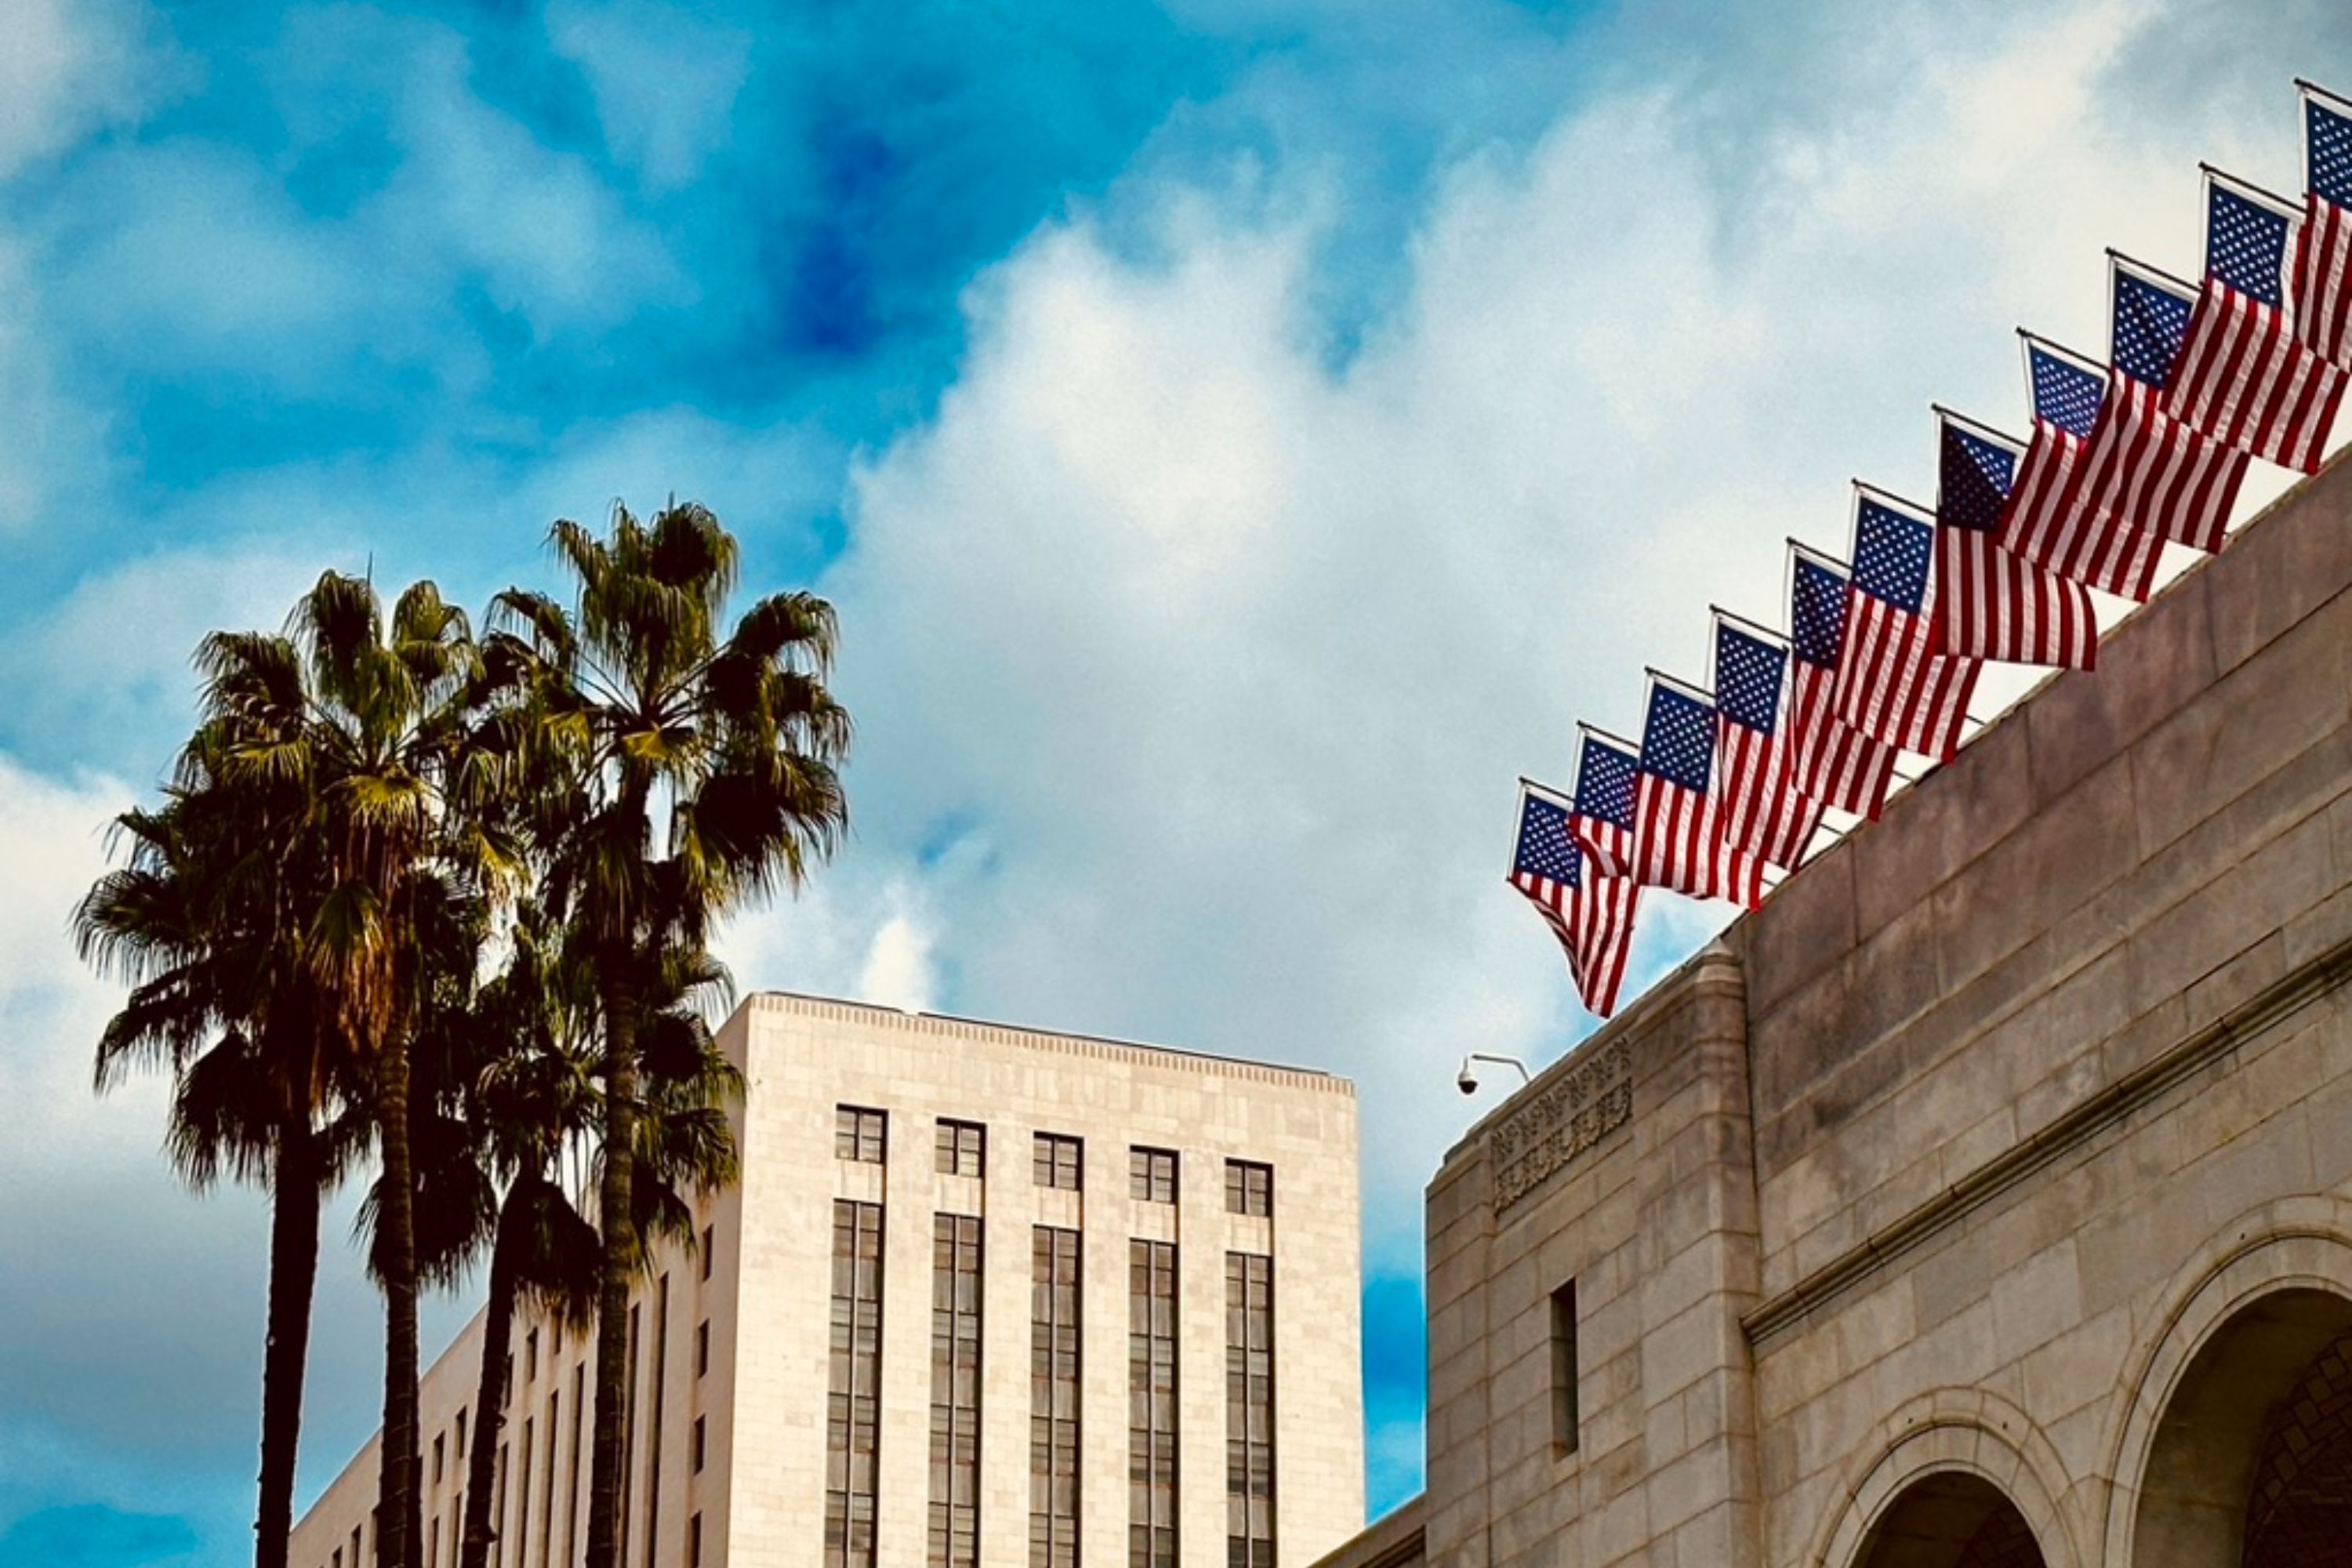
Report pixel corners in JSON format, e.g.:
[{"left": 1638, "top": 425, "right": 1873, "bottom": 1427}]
[
  {"left": 1813, "top": 1390, "right": 2079, "bottom": 1568},
  {"left": 2100, "top": 1196, "right": 2352, "bottom": 1567}
]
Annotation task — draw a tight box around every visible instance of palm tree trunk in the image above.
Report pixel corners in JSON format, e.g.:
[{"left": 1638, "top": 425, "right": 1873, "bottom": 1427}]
[
  {"left": 254, "top": 1112, "right": 321, "bottom": 1568},
  {"left": 584, "top": 985, "right": 639, "bottom": 1568},
  {"left": 376, "top": 1044, "right": 421, "bottom": 1568},
  {"left": 459, "top": 1192, "right": 525, "bottom": 1568}
]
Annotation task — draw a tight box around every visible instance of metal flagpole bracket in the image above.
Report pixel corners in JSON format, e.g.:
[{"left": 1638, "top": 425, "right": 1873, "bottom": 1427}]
[{"left": 1929, "top": 402, "right": 2027, "bottom": 450}]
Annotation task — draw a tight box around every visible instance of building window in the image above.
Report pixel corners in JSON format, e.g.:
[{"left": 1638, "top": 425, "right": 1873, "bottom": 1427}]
[
  {"left": 1033, "top": 1133, "right": 1082, "bottom": 1191},
  {"left": 433, "top": 1432, "right": 445, "bottom": 1485},
  {"left": 1130, "top": 1240, "right": 1179, "bottom": 1568},
  {"left": 702, "top": 1223, "right": 714, "bottom": 1280},
  {"left": 525, "top": 1328, "right": 539, "bottom": 1383},
  {"left": 1129, "top": 1147, "right": 1178, "bottom": 1204},
  {"left": 1030, "top": 1226, "right": 1082, "bottom": 1568},
  {"left": 935, "top": 1119, "right": 986, "bottom": 1177},
  {"left": 1551, "top": 1280, "right": 1579, "bottom": 1454},
  {"left": 456, "top": 1408, "right": 467, "bottom": 1460},
  {"left": 1226, "top": 1252, "right": 1276, "bottom": 1568},
  {"left": 826, "top": 1200, "right": 885, "bottom": 1568},
  {"left": 697, "top": 1319, "right": 711, "bottom": 1377},
  {"left": 1225, "top": 1160, "right": 1272, "bottom": 1218},
  {"left": 539, "top": 1391, "right": 558, "bottom": 1568},
  {"left": 929, "top": 1214, "right": 984, "bottom": 1568},
  {"left": 693, "top": 1414, "right": 707, "bottom": 1475},
  {"left": 515, "top": 1420, "right": 533, "bottom": 1567},
  {"left": 690, "top": 1514, "right": 703, "bottom": 1568},
  {"left": 837, "top": 1105, "right": 887, "bottom": 1164}
]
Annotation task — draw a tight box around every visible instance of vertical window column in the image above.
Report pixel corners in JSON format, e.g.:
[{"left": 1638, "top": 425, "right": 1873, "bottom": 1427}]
[
  {"left": 1029, "top": 1226, "right": 1082, "bottom": 1568},
  {"left": 827, "top": 1200, "right": 885, "bottom": 1568},
  {"left": 928, "top": 1214, "right": 984, "bottom": 1568},
  {"left": 1129, "top": 1240, "right": 1178, "bottom": 1568},
  {"left": 1225, "top": 1253, "right": 1276, "bottom": 1568}
]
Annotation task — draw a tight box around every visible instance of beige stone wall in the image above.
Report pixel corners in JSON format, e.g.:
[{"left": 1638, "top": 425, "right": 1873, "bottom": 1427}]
[
  {"left": 1384, "top": 452, "right": 2352, "bottom": 1568},
  {"left": 292, "top": 993, "right": 1365, "bottom": 1568}
]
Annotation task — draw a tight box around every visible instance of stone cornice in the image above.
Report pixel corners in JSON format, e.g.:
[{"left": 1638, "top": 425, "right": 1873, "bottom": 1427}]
[
  {"left": 1743, "top": 929, "right": 2352, "bottom": 1348},
  {"left": 748, "top": 989, "right": 1352, "bottom": 1094}
]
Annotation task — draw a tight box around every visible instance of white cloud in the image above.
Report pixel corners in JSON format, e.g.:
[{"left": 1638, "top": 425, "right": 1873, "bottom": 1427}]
[
  {"left": 806, "top": 0, "right": 2346, "bottom": 1252},
  {"left": 546, "top": 0, "right": 754, "bottom": 194},
  {"left": 0, "top": 0, "right": 152, "bottom": 180}
]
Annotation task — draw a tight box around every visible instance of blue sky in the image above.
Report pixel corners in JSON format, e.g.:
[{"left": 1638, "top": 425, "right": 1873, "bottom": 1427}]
[{"left": 0, "top": 2, "right": 2347, "bottom": 1564}]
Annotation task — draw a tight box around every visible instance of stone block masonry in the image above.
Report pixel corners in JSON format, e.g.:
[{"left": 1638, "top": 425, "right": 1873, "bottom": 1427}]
[{"left": 1316, "top": 452, "right": 2352, "bottom": 1568}]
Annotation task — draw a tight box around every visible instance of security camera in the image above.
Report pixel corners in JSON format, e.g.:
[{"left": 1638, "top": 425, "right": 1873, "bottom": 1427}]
[{"left": 1457, "top": 1053, "right": 1530, "bottom": 1097}]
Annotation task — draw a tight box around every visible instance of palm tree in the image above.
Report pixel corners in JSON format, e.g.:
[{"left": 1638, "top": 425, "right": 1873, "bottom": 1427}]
[
  {"left": 74, "top": 733, "right": 349, "bottom": 1568},
  {"left": 485, "top": 500, "right": 848, "bottom": 1568},
  {"left": 452, "top": 918, "right": 741, "bottom": 1568},
  {"left": 199, "top": 572, "right": 501, "bottom": 1568}
]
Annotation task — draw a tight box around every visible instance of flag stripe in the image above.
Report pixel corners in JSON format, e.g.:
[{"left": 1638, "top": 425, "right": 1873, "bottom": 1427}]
[
  {"left": 2168, "top": 280, "right": 2347, "bottom": 473},
  {"left": 1508, "top": 868, "right": 1640, "bottom": 1018},
  {"left": 1934, "top": 525, "right": 2098, "bottom": 670},
  {"left": 2296, "top": 194, "right": 2352, "bottom": 368}
]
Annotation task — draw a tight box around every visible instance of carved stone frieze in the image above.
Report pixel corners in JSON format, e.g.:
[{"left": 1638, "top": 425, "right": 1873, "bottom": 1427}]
[{"left": 1490, "top": 1036, "right": 1634, "bottom": 1212}]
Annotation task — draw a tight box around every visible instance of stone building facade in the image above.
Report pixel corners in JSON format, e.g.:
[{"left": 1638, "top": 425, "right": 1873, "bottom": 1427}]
[
  {"left": 1316, "top": 456, "right": 2352, "bottom": 1568},
  {"left": 293, "top": 992, "right": 1364, "bottom": 1568}
]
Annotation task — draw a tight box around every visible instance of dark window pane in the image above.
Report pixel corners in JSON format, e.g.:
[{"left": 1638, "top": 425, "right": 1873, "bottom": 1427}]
[
  {"left": 928, "top": 1214, "right": 984, "bottom": 1568},
  {"left": 1129, "top": 1240, "right": 1179, "bottom": 1567},
  {"left": 1031, "top": 1227, "right": 1081, "bottom": 1567},
  {"left": 826, "top": 1201, "right": 885, "bottom": 1568},
  {"left": 837, "top": 1106, "right": 887, "bottom": 1165},
  {"left": 1225, "top": 1251, "right": 1276, "bottom": 1566}
]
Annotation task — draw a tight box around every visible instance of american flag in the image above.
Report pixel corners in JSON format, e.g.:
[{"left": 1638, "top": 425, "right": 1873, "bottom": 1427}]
[
  {"left": 1509, "top": 784, "right": 1639, "bottom": 1018},
  {"left": 2295, "top": 85, "right": 2352, "bottom": 367},
  {"left": 1569, "top": 728, "right": 1641, "bottom": 881},
  {"left": 2167, "top": 178, "right": 2347, "bottom": 474},
  {"left": 1786, "top": 546, "right": 1897, "bottom": 818},
  {"left": 1999, "top": 339, "right": 2167, "bottom": 601},
  {"left": 1712, "top": 615, "right": 1822, "bottom": 871},
  {"left": 1933, "top": 410, "right": 2097, "bottom": 670},
  {"left": 2094, "top": 263, "right": 2253, "bottom": 549},
  {"left": 1635, "top": 677, "right": 1766, "bottom": 909},
  {"left": 1832, "top": 490, "right": 1980, "bottom": 761}
]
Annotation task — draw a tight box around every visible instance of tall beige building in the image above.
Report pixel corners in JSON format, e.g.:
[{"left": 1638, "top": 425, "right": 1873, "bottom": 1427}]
[{"left": 293, "top": 992, "right": 1364, "bottom": 1568}]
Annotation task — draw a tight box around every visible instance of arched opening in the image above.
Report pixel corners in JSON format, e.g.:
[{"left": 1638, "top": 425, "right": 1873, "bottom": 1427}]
[
  {"left": 2132, "top": 1286, "right": 2352, "bottom": 1567},
  {"left": 1853, "top": 1472, "right": 2048, "bottom": 1568}
]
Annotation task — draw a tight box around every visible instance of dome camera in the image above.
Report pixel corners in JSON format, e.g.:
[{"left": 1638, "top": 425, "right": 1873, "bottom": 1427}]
[{"left": 1456, "top": 1052, "right": 1530, "bottom": 1098}]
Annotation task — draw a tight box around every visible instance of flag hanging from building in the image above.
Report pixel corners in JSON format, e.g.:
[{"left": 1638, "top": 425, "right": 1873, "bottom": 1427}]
[
  {"left": 2166, "top": 172, "right": 2347, "bottom": 473},
  {"left": 2295, "top": 82, "right": 2352, "bottom": 368},
  {"left": 1998, "top": 336, "right": 2168, "bottom": 600},
  {"left": 1711, "top": 615, "right": 1824, "bottom": 871},
  {"left": 1832, "top": 487, "right": 1980, "bottom": 761},
  {"left": 2088, "top": 260, "right": 2252, "bottom": 553},
  {"left": 1786, "top": 544, "right": 1898, "bottom": 819},
  {"left": 1933, "top": 409, "right": 2098, "bottom": 670},
  {"left": 1634, "top": 675, "right": 1766, "bottom": 908},
  {"left": 1508, "top": 782, "right": 1640, "bottom": 1018},
  {"left": 1569, "top": 727, "right": 1642, "bottom": 881}
]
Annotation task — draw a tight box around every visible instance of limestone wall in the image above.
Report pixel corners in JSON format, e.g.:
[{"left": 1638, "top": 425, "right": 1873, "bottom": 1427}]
[{"left": 1410, "top": 452, "right": 2352, "bottom": 1568}]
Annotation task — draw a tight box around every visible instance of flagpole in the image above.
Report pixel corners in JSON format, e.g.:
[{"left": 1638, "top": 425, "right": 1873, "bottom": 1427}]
[
  {"left": 1852, "top": 477, "right": 1936, "bottom": 519},
  {"left": 2198, "top": 162, "right": 2303, "bottom": 217},
  {"left": 1929, "top": 403, "right": 2027, "bottom": 449},
  {"left": 2107, "top": 248, "right": 2201, "bottom": 297},
  {"left": 2017, "top": 327, "right": 2109, "bottom": 379},
  {"left": 1709, "top": 604, "right": 1789, "bottom": 648}
]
